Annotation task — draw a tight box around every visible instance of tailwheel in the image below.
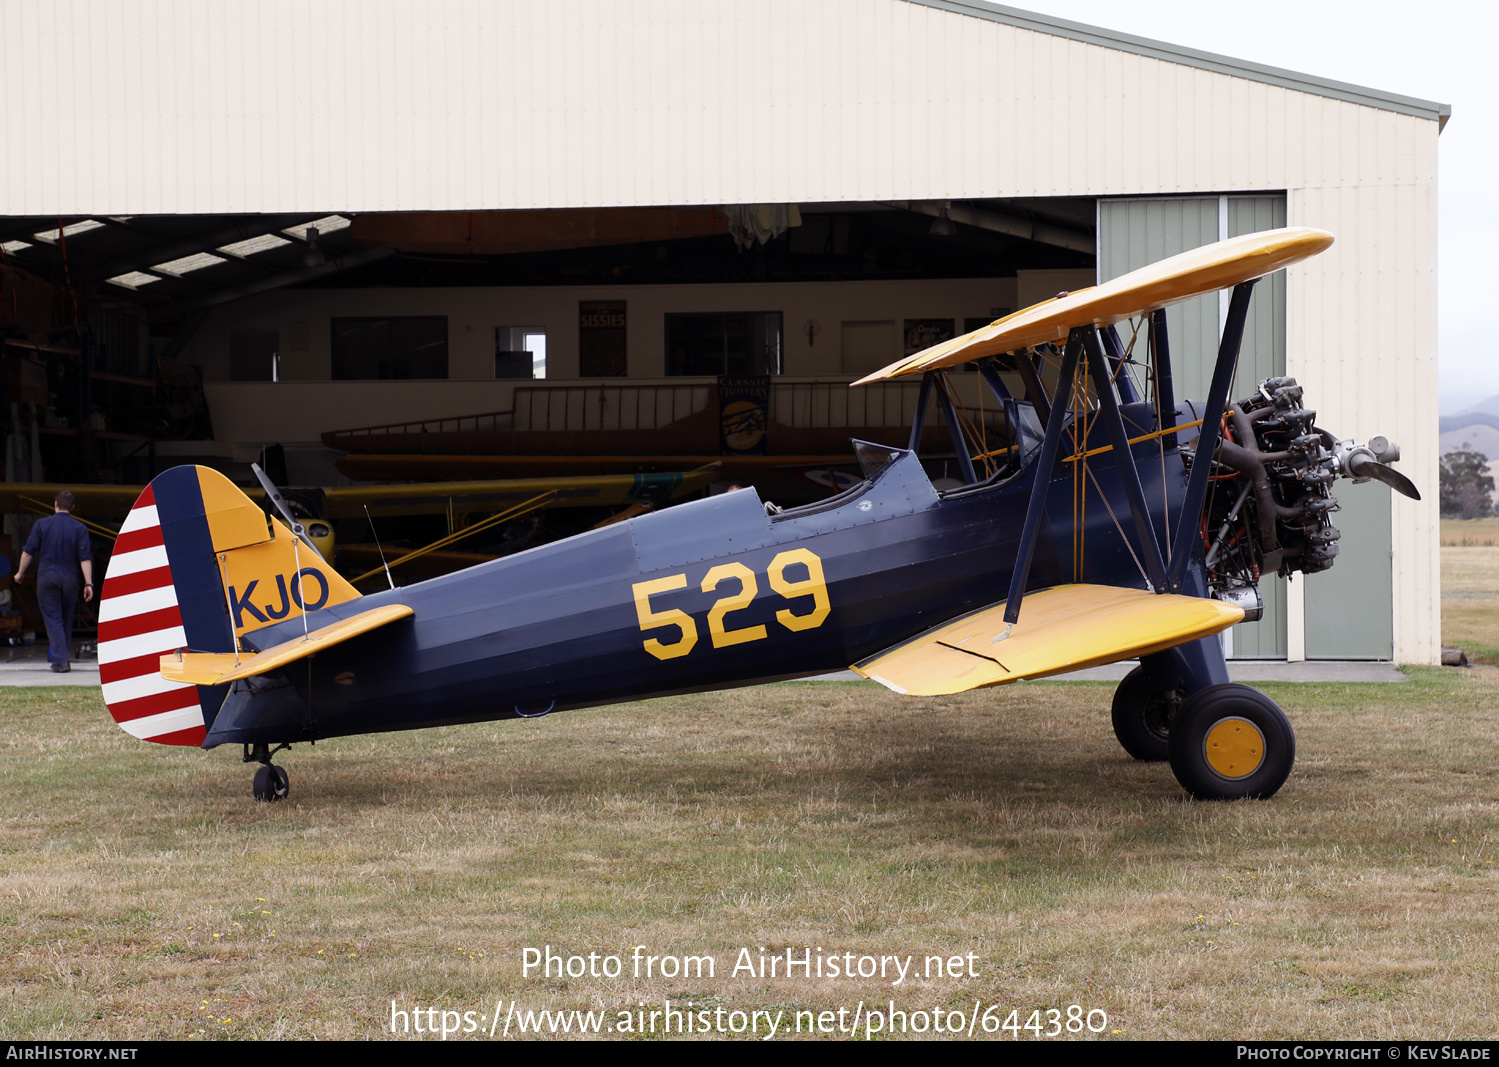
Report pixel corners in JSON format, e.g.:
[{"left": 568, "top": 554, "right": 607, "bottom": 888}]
[
  {"left": 1167, "top": 684, "right": 1295, "bottom": 800},
  {"left": 252, "top": 764, "right": 290, "bottom": 802},
  {"left": 245, "top": 742, "right": 292, "bottom": 802},
  {"left": 1110, "top": 666, "right": 1185, "bottom": 762}
]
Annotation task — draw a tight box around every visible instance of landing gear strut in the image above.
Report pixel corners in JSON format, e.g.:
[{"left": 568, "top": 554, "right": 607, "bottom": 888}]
[
  {"left": 1110, "top": 666, "right": 1185, "bottom": 762},
  {"left": 244, "top": 742, "right": 291, "bottom": 802},
  {"left": 1126, "top": 640, "right": 1295, "bottom": 800}
]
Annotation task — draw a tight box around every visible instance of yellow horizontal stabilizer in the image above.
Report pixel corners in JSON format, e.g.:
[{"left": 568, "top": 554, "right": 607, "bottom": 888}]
[
  {"left": 850, "top": 584, "right": 1243, "bottom": 696},
  {"left": 160, "top": 603, "right": 415, "bottom": 685},
  {"left": 853, "top": 227, "right": 1333, "bottom": 384}
]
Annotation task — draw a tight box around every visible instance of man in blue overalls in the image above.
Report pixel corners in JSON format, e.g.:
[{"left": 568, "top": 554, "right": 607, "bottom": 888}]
[{"left": 14, "top": 490, "right": 94, "bottom": 673}]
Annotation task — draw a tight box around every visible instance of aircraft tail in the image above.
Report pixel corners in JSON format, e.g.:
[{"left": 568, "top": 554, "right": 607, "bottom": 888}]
[{"left": 97, "top": 465, "right": 360, "bottom": 746}]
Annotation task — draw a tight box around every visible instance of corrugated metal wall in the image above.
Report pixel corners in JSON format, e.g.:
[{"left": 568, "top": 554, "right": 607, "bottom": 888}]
[
  {"left": 0, "top": 0, "right": 1441, "bottom": 661},
  {"left": 0, "top": 0, "right": 1441, "bottom": 213},
  {"left": 1099, "top": 195, "right": 1293, "bottom": 660}
]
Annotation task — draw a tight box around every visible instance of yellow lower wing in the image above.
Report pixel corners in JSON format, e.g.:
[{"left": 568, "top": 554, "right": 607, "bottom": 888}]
[
  {"left": 160, "top": 604, "right": 414, "bottom": 686},
  {"left": 850, "top": 584, "right": 1243, "bottom": 696}
]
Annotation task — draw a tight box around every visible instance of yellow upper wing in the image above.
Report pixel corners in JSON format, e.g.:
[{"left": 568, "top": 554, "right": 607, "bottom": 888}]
[
  {"left": 853, "top": 227, "right": 1333, "bottom": 385},
  {"left": 850, "top": 584, "right": 1243, "bottom": 696}
]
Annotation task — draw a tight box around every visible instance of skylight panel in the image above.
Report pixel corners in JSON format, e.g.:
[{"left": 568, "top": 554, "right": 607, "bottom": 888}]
[
  {"left": 282, "top": 215, "right": 351, "bottom": 239},
  {"left": 32, "top": 219, "right": 106, "bottom": 243},
  {"left": 153, "top": 251, "right": 227, "bottom": 275},
  {"left": 106, "top": 272, "right": 160, "bottom": 290},
  {"left": 218, "top": 233, "right": 292, "bottom": 257}
]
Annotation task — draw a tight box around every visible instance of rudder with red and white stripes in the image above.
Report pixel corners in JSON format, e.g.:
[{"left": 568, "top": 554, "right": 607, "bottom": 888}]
[
  {"left": 97, "top": 465, "right": 363, "bottom": 747},
  {"left": 97, "top": 483, "right": 209, "bottom": 746}
]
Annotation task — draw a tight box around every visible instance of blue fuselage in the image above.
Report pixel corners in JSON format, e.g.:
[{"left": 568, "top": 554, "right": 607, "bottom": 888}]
[{"left": 204, "top": 405, "right": 1191, "bottom": 747}]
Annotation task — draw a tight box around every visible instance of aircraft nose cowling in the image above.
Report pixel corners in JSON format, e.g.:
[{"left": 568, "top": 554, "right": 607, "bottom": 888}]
[{"left": 201, "top": 681, "right": 311, "bottom": 748}]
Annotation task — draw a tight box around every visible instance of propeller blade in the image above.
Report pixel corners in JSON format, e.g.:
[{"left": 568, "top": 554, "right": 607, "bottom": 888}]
[
  {"left": 1348, "top": 454, "right": 1421, "bottom": 500},
  {"left": 250, "top": 462, "right": 325, "bottom": 554},
  {"left": 251, "top": 463, "right": 299, "bottom": 529}
]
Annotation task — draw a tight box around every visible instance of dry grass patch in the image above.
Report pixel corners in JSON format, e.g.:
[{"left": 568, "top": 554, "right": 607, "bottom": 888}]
[
  {"left": 1441, "top": 518, "right": 1499, "bottom": 547},
  {"left": 1440, "top": 600, "right": 1499, "bottom": 665},
  {"left": 3, "top": 672, "right": 1498, "bottom": 1041},
  {"left": 1442, "top": 542, "right": 1499, "bottom": 663}
]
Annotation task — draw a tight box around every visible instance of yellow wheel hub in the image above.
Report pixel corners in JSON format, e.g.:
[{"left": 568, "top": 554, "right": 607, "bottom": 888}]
[{"left": 1203, "top": 717, "right": 1266, "bottom": 780}]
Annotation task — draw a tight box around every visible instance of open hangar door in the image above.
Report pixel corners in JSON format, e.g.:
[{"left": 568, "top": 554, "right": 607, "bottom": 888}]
[
  {"left": 1099, "top": 196, "right": 1393, "bottom": 662},
  {"left": 0, "top": 199, "right": 1099, "bottom": 571}
]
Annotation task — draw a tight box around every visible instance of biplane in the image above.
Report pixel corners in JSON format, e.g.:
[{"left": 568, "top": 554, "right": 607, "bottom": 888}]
[{"left": 95, "top": 227, "right": 1417, "bottom": 802}]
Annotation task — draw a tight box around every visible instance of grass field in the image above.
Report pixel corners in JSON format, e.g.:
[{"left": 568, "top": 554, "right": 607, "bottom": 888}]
[
  {"left": 4, "top": 673, "right": 1498, "bottom": 1041},
  {"left": 1442, "top": 529, "right": 1499, "bottom": 664},
  {"left": 1440, "top": 518, "right": 1499, "bottom": 547}
]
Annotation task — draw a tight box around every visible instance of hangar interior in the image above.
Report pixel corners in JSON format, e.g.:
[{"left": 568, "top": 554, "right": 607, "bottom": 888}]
[
  {"left": 0, "top": 193, "right": 1299, "bottom": 659},
  {"left": 0, "top": 0, "right": 1446, "bottom": 664},
  {"left": 0, "top": 197, "right": 1098, "bottom": 480}
]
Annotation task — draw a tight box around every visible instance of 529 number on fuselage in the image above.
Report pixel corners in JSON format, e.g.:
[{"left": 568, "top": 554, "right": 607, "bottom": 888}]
[{"left": 631, "top": 549, "right": 830, "bottom": 661}]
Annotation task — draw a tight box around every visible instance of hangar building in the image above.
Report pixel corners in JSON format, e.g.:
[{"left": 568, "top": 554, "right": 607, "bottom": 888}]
[{"left": 0, "top": 0, "right": 1447, "bottom": 663}]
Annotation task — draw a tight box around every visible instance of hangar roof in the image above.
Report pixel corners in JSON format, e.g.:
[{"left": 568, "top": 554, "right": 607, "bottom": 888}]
[
  {"left": 0, "top": 199, "right": 1097, "bottom": 325},
  {"left": 918, "top": 1, "right": 1450, "bottom": 127},
  {"left": 0, "top": 213, "right": 385, "bottom": 324}
]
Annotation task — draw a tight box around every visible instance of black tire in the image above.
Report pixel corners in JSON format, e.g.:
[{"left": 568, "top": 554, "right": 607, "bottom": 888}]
[
  {"left": 253, "top": 764, "right": 290, "bottom": 802},
  {"left": 1111, "top": 666, "right": 1185, "bottom": 762},
  {"left": 1167, "top": 684, "right": 1295, "bottom": 800}
]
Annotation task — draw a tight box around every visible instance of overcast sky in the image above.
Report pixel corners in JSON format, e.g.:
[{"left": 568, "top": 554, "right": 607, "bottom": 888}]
[{"left": 1003, "top": 0, "right": 1496, "bottom": 414}]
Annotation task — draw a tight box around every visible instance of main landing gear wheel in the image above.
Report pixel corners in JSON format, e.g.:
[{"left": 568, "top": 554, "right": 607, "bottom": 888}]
[
  {"left": 253, "top": 764, "right": 290, "bottom": 802},
  {"left": 1111, "top": 666, "right": 1186, "bottom": 762},
  {"left": 1167, "top": 684, "right": 1295, "bottom": 800}
]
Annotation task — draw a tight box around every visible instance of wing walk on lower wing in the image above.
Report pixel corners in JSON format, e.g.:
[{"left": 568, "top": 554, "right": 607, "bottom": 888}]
[
  {"left": 160, "top": 603, "right": 414, "bottom": 686},
  {"left": 852, "top": 227, "right": 1334, "bottom": 385},
  {"left": 850, "top": 584, "right": 1244, "bottom": 696}
]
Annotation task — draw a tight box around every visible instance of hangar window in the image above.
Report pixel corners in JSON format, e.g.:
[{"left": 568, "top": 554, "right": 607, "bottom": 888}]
[
  {"left": 219, "top": 233, "right": 292, "bottom": 257},
  {"left": 331, "top": 316, "right": 449, "bottom": 380},
  {"left": 495, "top": 326, "right": 547, "bottom": 379},
  {"left": 155, "top": 251, "right": 227, "bottom": 276},
  {"left": 665, "top": 312, "right": 782, "bottom": 376},
  {"left": 107, "top": 271, "right": 158, "bottom": 290},
  {"left": 31, "top": 219, "right": 106, "bottom": 243}
]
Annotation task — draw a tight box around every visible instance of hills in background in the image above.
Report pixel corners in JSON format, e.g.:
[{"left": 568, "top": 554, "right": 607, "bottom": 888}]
[
  {"left": 1440, "top": 395, "right": 1499, "bottom": 450},
  {"left": 1440, "top": 409, "right": 1499, "bottom": 511},
  {"left": 1439, "top": 397, "right": 1499, "bottom": 509},
  {"left": 1441, "top": 411, "right": 1499, "bottom": 442},
  {"left": 1448, "top": 394, "right": 1499, "bottom": 420},
  {"left": 1440, "top": 423, "right": 1499, "bottom": 459}
]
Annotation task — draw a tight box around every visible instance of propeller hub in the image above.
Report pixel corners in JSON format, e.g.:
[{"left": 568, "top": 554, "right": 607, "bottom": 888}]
[{"left": 1329, "top": 437, "right": 1420, "bottom": 500}]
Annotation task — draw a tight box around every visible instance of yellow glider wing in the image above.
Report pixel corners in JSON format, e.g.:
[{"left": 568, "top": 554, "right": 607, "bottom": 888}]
[
  {"left": 318, "top": 465, "right": 720, "bottom": 518},
  {"left": 0, "top": 484, "right": 143, "bottom": 519},
  {"left": 850, "top": 584, "right": 1243, "bottom": 696},
  {"left": 160, "top": 603, "right": 414, "bottom": 686},
  {"left": 0, "top": 467, "right": 721, "bottom": 524},
  {"left": 853, "top": 227, "right": 1333, "bottom": 385}
]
